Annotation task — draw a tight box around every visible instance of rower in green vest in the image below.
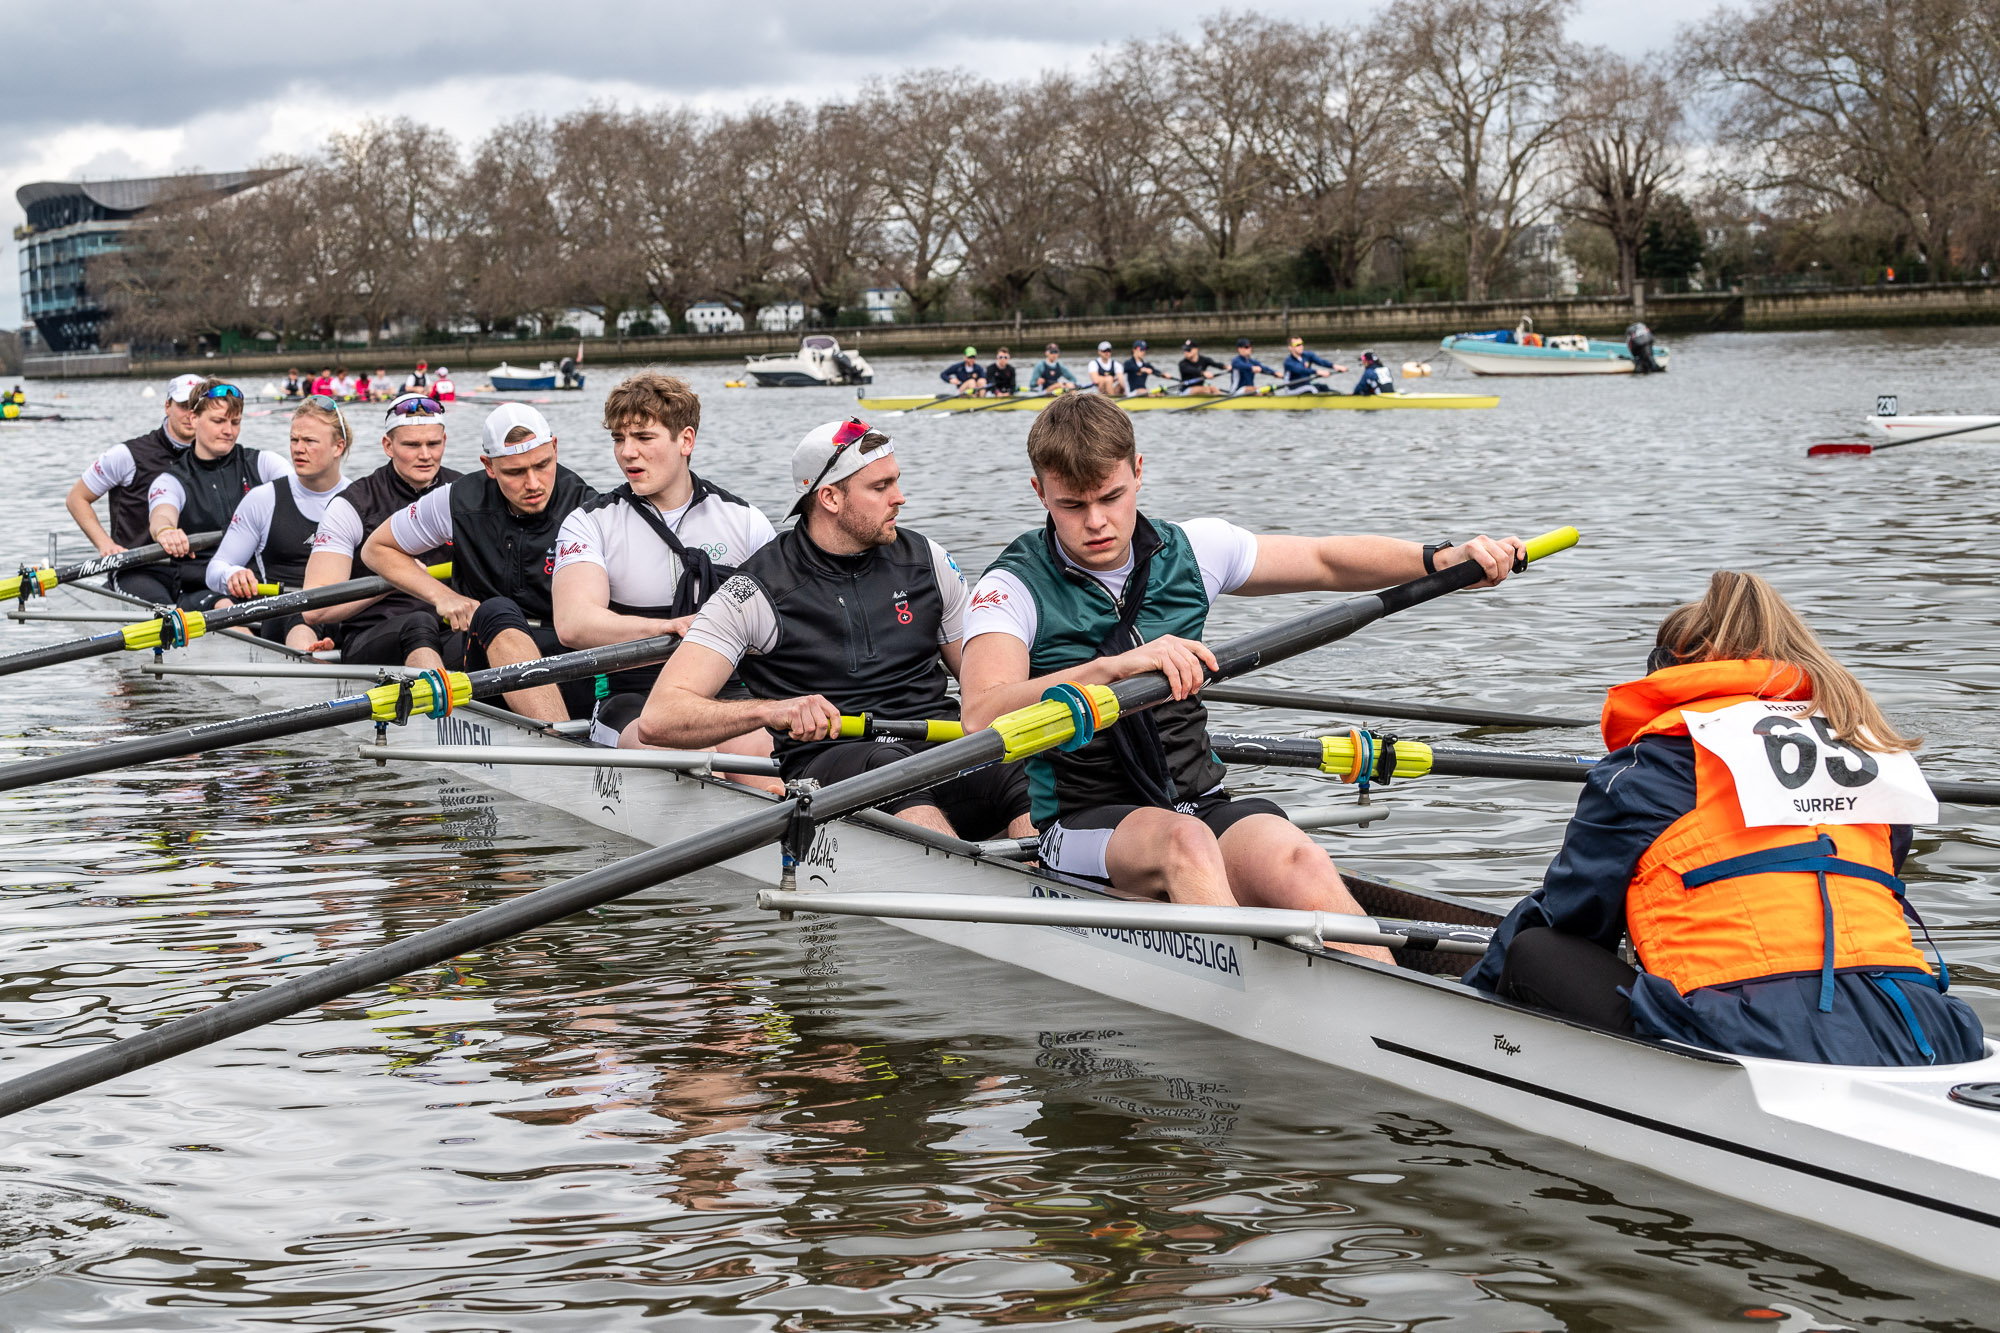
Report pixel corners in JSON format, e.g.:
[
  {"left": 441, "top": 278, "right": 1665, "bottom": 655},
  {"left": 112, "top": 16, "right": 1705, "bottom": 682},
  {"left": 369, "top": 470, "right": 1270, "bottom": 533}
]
[{"left": 958, "top": 393, "right": 1526, "bottom": 957}]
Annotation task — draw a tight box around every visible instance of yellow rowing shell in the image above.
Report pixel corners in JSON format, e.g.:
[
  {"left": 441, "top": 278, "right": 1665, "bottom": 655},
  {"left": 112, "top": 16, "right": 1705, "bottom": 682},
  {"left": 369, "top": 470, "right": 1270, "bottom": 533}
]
[{"left": 857, "top": 390, "right": 1498, "bottom": 413}]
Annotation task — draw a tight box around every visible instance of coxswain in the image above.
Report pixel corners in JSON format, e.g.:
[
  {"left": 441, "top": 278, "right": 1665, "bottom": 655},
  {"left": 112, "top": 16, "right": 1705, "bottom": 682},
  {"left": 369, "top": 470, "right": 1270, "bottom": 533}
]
[
  {"left": 432, "top": 366, "right": 456, "bottom": 401},
  {"left": 1030, "top": 342, "right": 1079, "bottom": 393},
  {"left": 1121, "top": 340, "right": 1166, "bottom": 396},
  {"left": 299, "top": 395, "right": 461, "bottom": 663},
  {"left": 983, "top": 347, "right": 1017, "bottom": 397},
  {"left": 282, "top": 368, "right": 305, "bottom": 398},
  {"left": 1086, "top": 341, "right": 1124, "bottom": 396},
  {"left": 146, "top": 382, "right": 293, "bottom": 611},
  {"left": 1175, "top": 340, "right": 1225, "bottom": 395},
  {"left": 360, "top": 401, "right": 598, "bottom": 722},
  {"left": 64, "top": 373, "right": 204, "bottom": 602},
  {"left": 1227, "top": 338, "right": 1277, "bottom": 392},
  {"left": 205, "top": 396, "right": 353, "bottom": 649},
  {"left": 1465, "top": 571, "right": 1985, "bottom": 1064},
  {"left": 940, "top": 347, "right": 986, "bottom": 395},
  {"left": 640, "top": 419, "right": 1034, "bottom": 842},
  {"left": 1281, "top": 336, "right": 1346, "bottom": 389},
  {"left": 551, "top": 372, "right": 778, "bottom": 777},
  {"left": 959, "top": 394, "right": 1522, "bottom": 948},
  {"left": 1353, "top": 351, "right": 1394, "bottom": 396}
]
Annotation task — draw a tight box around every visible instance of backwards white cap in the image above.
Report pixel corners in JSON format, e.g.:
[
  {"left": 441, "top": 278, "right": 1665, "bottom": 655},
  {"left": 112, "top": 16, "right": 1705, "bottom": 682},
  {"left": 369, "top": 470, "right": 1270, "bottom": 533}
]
[
  {"left": 482, "top": 402, "right": 555, "bottom": 457},
  {"left": 166, "top": 374, "right": 204, "bottom": 405},
  {"left": 790, "top": 418, "right": 892, "bottom": 517}
]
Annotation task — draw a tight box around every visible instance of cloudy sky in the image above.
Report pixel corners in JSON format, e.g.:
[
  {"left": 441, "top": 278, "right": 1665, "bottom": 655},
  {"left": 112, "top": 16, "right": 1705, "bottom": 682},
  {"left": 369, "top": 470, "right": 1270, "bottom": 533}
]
[{"left": 7, "top": 0, "right": 1732, "bottom": 332}]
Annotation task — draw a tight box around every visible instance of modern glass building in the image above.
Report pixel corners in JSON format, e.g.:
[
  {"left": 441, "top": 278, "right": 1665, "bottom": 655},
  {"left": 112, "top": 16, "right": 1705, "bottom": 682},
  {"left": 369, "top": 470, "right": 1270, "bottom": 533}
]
[{"left": 14, "top": 170, "right": 286, "bottom": 351}]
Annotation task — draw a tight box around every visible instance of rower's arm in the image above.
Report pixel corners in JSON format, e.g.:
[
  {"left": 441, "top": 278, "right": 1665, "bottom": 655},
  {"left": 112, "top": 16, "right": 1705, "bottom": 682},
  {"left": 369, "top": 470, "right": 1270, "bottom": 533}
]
[
  {"left": 299, "top": 550, "right": 378, "bottom": 625},
  {"left": 1234, "top": 532, "right": 1524, "bottom": 595},
  {"left": 553, "top": 562, "right": 687, "bottom": 648},
  {"left": 361, "top": 516, "right": 478, "bottom": 630},
  {"left": 959, "top": 630, "right": 1213, "bottom": 731},
  {"left": 64, "top": 479, "right": 119, "bottom": 555},
  {"left": 637, "top": 643, "right": 839, "bottom": 748}
]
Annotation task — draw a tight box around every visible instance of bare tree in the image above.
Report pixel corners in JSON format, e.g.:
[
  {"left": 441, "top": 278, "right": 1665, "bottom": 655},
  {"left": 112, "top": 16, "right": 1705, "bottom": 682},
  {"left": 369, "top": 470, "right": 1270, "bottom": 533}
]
[
  {"left": 867, "top": 71, "right": 973, "bottom": 318},
  {"left": 458, "top": 117, "right": 566, "bottom": 333},
  {"left": 1561, "top": 50, "right": 1683, "bottom": 294},
  {"left": 548, "top": 108, "right": 653, "bottom": 335},
  {"left": 951, "top": 78, "right": 1074, "bottom": 313},
  {"left": 772, "top": 101, "right": 884, "bottom": 324},
  {"left": 623, "top": 107, "right": 718, "bottom": 331},
  {"left": 1056, "top": 70, "right": 1180, "bottom": 301},
  {"left": 702, "top": 108, "right": 795, "bottom": 319},
  {"left": 1400, "top": 0, "right": 1574, "bottom": 299}
]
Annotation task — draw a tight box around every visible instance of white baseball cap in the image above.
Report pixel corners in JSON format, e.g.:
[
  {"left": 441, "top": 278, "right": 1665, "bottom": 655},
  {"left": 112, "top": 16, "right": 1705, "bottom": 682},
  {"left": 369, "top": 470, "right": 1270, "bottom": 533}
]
[
  {"left": 166, "top": 374, "right": 204, "bottom": 405},
  {"left": 1097, "top": 341, "right": 1113, "bottom": 351},
  {"left": 482, "top": 402, "right": 555, "bottom": 457},
  {"left": 790, "top": 419, "right": 893, "bottom": 518}
]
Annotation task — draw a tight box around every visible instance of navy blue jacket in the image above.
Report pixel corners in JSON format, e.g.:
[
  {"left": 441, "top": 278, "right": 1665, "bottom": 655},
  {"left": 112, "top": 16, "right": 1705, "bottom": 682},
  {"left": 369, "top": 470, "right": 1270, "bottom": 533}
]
[{"left": 1467, "top": 734, "right": 1985, "bottom": 1065}]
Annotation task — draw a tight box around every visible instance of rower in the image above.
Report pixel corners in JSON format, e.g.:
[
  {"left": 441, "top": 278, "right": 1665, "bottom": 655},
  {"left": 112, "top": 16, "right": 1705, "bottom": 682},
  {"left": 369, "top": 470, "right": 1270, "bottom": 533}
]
[
  {"left": 1121, "top": 340, "right": 1165, "bottom": 396},
  {"left": 1465, "top": 571, "right": 1985, "bottom": 1065},
  {"left": 1228, "top": 338, "right": 1277, "bottom": 393},
  {"left": 401, "top": 361, "right": 430, "bottom": 394},
  {"left": 1175, "top": 340, "right": 1225, "bottom": 395},
  {"left": 550, "top": 372, "right": 777, "bottom": 773},
  {"left": 940, "top": 347, "right": 986, "bottom": 395},
  {"left": 983, "top": 347, "right": 1017, "bottom": 397},
  {"left": 959, "top": 393, "right": 1522, "bottom": 954},
  {"left": 299, "top": 394, "right": 461, "bottom": 665},
  {"left": 1030, "top": 342, "right": 1078, "bottom": 394},
  {"left": 64, "top": 372, "right": 204, "bottom": 603},
  {"left": 1281, "top": 336, "right": 1346, "bottom": 390},
  {"left": 145, "top": 381, "right": 292, "bottom": 611},
  {"left": 204, "top": 396, "right": 353, "bottom": 650},
  {"left": 1086, "top": 341, "right": 1124, "bottom": 396},
  {"left": 282, "top": 368, "right": 305, "bottom": 398},
  {"left": 311, "top": 369, "right": 334, "bottom": 397},
  {"left": 1353, "top": 351, "right": 1393, "bottom": 396},
  {"left": 640, "top": 419, "right": 1033, "bottom": 842},
  {"left": 361, "top": 401, "right": 598, "bottom": 723}
]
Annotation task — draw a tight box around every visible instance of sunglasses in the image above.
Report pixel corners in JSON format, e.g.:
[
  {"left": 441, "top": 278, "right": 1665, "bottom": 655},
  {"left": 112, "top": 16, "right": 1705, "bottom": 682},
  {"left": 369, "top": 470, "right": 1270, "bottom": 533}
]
[
  {"left": 807, "top": 420, "right": 883, "bottom": 493},
  {"left": 387, "top": 396, "right": 446, "bottom": 418},
  {"left": 202, "top": 384, "right": 243, "bottom": 400}
]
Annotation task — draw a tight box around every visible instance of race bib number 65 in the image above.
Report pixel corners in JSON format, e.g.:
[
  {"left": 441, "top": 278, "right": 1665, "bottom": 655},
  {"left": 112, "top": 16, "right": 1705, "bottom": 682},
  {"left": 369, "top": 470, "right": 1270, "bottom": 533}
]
[{"left": 1685, "top": 701, "right": 1937, "bottom": 826}]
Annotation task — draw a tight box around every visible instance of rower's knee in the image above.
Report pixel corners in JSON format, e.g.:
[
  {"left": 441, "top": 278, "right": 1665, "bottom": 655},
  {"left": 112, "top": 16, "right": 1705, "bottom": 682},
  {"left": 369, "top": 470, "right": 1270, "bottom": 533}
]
[{"left": 1159, "top": 815, "right": 1224, "bottom": 877}]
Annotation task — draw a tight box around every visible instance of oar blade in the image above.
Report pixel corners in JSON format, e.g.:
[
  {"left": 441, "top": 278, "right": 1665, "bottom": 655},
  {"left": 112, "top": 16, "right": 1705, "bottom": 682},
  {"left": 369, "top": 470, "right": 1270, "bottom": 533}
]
[{"left": 1807, "top": 442, "right": 1875, "bottom": 456}]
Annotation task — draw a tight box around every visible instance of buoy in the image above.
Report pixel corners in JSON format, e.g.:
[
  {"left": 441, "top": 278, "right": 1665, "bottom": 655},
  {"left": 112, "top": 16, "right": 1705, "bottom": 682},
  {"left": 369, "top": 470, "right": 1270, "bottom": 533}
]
[
  {"left": 1401, "top": 361, "right": 1433, "bottom": 378},
  {"left": 141, "top": 386, "right": 156, "bottom": 397},
  {"left": 724, "top": 380, "right": 748, "bottom": 388}
]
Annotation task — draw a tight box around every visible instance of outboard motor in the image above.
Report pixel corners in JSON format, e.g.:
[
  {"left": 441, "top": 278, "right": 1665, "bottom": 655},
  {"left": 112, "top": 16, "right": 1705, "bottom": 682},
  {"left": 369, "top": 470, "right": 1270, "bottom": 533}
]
[
  {"left": 831, "top": 350, "right": 859, "bottom": 384},
  {"left": 1625, "top": 323, "right": 1661, "bottom": 375}
]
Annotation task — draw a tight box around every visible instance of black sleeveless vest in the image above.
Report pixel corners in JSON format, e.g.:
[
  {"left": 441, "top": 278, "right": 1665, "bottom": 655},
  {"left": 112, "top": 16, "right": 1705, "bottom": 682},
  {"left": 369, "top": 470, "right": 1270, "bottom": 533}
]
[
  {"left": 162, "top": 445, "right": 266, "bottom": 587},
  {"left": 109, "top": 426, "right": 193, "bottom": 547},
  {"left": 261, "top": 479, "right": 321, "bottom": 588},
  {"left": 446, "top": 465, "right": 594, "bottom": 623},
  {"left": 334, "top": 461, "right": 462, "bottom": 635},
  {"left": 728, "top": 523, "right": 953, "bottom": 758}
]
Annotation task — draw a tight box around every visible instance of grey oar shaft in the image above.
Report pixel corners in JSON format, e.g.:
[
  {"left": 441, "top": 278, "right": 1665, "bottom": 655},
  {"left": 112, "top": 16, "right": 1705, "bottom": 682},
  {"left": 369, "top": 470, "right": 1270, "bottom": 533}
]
[
  {"left": 366, "top": 743, "right": 783, "bottom": 777},
  {"left": 1202, "top": 682, "right": 1593, "bottom": 729}
]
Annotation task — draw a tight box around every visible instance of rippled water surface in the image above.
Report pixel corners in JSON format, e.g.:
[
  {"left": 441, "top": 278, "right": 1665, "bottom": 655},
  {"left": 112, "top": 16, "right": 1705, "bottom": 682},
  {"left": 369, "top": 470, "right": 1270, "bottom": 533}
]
[{"left": 3, "top": 331, "right": 1999, "bottom": 1329}]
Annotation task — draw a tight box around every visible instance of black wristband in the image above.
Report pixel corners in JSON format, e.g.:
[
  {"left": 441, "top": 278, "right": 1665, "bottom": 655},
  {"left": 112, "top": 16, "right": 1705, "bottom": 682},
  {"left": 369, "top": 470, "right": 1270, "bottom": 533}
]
[{"left": 1422, "top": 540, "right": 1455, "bottom": 575}]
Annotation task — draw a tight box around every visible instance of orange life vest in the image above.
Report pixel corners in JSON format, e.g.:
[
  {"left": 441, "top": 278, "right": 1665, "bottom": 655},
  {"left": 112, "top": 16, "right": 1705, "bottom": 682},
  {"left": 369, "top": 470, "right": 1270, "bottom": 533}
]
[{"left": 1604, "top": 659, "right": 1930, "bottom": 998}]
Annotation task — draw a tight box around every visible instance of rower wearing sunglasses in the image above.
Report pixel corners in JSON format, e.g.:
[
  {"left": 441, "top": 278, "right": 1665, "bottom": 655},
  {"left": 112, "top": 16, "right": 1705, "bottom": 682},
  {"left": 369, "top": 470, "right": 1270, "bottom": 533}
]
[
  {"left": 200, "top": 395, "right": 354, "bottom": 649},
  {"left": 360, "top": 401, "right": 598, "bottom": 723},
  {"left": 145, "top": 380, "right": 292, "bottom": 610},
  {"left": 299, "top": 392, "right": 461, "bottom": 664},
  {"left": 639, "top": 419, "right": 1034, "bottom": 844}
]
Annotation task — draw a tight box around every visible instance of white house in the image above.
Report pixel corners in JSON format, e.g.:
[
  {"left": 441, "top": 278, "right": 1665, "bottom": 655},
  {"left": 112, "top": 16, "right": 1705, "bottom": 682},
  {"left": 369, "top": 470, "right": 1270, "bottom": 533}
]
[
  {"left": 757, "top": 301, "right": 805, "bottom": 331},
  {"left": 685, "top": 302, "right": 745, "bottom": 334},
  {"left": 862, "top": 287, "right": 909, "bottom": 323}
]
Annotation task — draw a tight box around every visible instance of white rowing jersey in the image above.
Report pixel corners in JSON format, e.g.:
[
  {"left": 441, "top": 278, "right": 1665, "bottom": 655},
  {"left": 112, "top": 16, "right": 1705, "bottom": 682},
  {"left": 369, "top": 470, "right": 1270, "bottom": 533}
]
[
  {"left": 310, "top": 495, "right": 371, "bottom": 558},
  {"left": 79, "top": 426, "right": 192, "bottom": 495},
  {"left": 554, "top": 478, "right": 776, "bottom": 613},
  {"left": 206, "top": 474, "right": 353, "bottom": 593},
  {"left": 964, "top": 516, "right": 1260, "bottom": 648},
  {"left": 147, "top": 451, "right": 291, "bottom": 513}
]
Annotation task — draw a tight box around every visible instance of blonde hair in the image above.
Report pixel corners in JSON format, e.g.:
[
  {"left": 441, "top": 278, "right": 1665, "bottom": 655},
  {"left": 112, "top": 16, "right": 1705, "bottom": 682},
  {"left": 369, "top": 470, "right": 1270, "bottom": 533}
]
[
  {"left": 291, "top": 400, "right": 352, "bottom": 453},
  {"left": 1655, "top": 571, "right": 1917, "bottom": 752}
]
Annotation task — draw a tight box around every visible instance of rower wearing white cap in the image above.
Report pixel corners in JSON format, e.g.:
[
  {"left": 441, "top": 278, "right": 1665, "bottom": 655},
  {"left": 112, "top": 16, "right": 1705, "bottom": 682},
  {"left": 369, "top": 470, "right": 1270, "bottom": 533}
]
[
  {"left": 360, "top": 400, "right": 599, "bottom": 722},
  {"left": 63, "top": 372, "right": 205, "bottom": 603},
  {"left": 1086, "top": 341, "right": 1124, "bottom": 397},
  {"left": 639, "top": 419, "right": 1034, "bottom": 842}
]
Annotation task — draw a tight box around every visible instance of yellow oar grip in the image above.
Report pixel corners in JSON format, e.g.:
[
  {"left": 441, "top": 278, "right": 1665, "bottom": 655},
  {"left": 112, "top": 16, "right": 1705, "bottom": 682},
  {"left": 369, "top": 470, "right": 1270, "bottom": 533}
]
[
  {"left": 0, "top": 568, "right": 59, "bottom": 600},
  {"left": 1318, "top": 734, "right": 1433, "bottom": 780},
  {"left": 1523, "top": 527, "right": 1580, "bottom": 563},
  {"left": 989, "top": 682, "right": 1119, "bottom": 763},
  {"left": 255, "top": 583, "right": 280, "bottom": 597},
  {"left": 122, "top": 610, "right": 208, "bottom": 651},
  {"left": 926, "top": 719, "right": 965, "bottom": 743},
  {"left": 365, "top": 670, "right": 473, "bottom": 721},
  {"left": 426, "top": 562, "right": 453, "bottom": 579}
]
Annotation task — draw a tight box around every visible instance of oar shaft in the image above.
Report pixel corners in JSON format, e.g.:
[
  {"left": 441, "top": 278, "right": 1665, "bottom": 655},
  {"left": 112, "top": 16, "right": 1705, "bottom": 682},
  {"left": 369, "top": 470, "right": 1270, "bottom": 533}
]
[
  {"left": 2, "top": 532, "right": 225, "bottom": 600},
  {"left": 1201, "top": 682, "right": 1593, "bottom": 729}
]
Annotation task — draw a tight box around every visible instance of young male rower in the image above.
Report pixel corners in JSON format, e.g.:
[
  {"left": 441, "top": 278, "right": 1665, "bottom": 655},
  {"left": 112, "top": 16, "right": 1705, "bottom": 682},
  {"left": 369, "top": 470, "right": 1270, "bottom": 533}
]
[
  {"left": 940, "top": 347, "right": 986, "bottom": 395},
  {"left": 64, "top": 373, "right": 204, "bottom": 602},
  {"left": 640, "top": 419, "right": 1034, "bottom": 842},
  {"left": 205, "top": 397, "right": 353, "bottom": 650},
  {"left": 1175, "top": 340, "right": 1225, "bottom": 395},
  {"left": 1121, "top": 340, "right": 1165, "bottom": 396},
  {"left": 551, "top": 372, "right": 777, "bottom": 766},
  {"left": 1086, "top": 341, "right": 1125, "bottom": 396},
  {"left": 959, "top": 394, "right": 1523, "bottom": 955},
  {"left": 1030, "top": 343, "right": 1079, "bottom": 393},
  {"left": 361, "top": 401, "right": 598, "bottom": 722},
  {"left": 983, "top": 347, "right": 1017, "bottom": 397},
  {"left": 1282, "top": 336, "right": 1346, "bottom": 388},
  {"left": 146, "top": 381, "right": 292, "bottom": 611},
  {"left": 1228, "top": 338, "right": 1278, "bottom": 393},
  {"left": 299, "top": 393, "right": 461, "bottom": 664}
]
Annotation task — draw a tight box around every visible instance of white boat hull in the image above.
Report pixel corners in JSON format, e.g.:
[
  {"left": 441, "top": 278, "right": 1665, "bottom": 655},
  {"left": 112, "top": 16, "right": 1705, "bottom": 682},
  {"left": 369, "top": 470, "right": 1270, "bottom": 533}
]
[
  {"left": 1866, "top": 414, "right": 2000, "bottom": 443},
  {"left": 1440, "top": 336, "right": 1668, "bottom": 376},
  {"left": 34, "top": 577, "right": 2000, "bottom": 1278}
]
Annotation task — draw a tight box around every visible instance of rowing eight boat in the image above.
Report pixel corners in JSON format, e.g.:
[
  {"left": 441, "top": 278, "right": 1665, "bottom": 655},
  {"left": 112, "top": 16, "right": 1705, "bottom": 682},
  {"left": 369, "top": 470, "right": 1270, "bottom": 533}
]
[
  {"left": 15, "top": 573, "right": 2000, "bottom": 1279},
  {"left": 857, "top": 391, "right": 1500, "bottom": 413}
]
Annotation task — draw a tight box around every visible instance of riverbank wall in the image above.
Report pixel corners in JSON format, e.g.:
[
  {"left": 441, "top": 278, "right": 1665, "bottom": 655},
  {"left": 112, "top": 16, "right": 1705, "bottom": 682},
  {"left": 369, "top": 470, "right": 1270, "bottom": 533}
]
[{"left": 91, "top": 280, "right": 2000, "bottom": 380}]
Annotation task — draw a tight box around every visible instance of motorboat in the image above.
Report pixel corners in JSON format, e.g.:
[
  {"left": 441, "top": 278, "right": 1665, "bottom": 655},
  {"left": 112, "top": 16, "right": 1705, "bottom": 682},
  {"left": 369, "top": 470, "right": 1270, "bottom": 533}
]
[
  {"left": 1441, "top": 319, "right": 1668, "bottom": 376},
  {"left": 744, "top": 335, "right": 873, "bottom": 387},
  {"left": 489, "top": 358, "right": 586, "bottom": 392}
]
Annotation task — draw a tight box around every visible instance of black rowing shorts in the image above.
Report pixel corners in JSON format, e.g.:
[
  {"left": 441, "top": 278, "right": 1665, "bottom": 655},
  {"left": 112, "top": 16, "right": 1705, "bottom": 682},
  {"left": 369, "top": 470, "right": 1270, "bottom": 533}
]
[
  {"left": 783, "top": 739, "right": 1029, "bottom": 842},
  {"left": 1038, "top": 791, "right": 1286, "bottom": 882}
]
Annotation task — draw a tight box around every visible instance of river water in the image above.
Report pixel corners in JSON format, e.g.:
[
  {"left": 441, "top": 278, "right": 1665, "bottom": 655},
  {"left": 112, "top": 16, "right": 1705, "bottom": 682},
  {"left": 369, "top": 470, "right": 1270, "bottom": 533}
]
[{"left": 2, "top": 331, "right": 1997, "bottom": 1329}]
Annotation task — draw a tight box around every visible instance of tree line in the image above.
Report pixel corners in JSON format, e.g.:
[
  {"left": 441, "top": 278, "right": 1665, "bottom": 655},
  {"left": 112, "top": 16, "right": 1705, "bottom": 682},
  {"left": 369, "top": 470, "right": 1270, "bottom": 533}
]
[{"left": 97, "top": 0, "right": 2000, "bottom": 349}]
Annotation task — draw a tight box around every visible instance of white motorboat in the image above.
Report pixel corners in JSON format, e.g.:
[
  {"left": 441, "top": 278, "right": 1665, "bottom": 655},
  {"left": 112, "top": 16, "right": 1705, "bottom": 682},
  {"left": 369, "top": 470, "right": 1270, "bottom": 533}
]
[
  {"left": 744, "top": 334, "right": 873, "bottom": 387},
  {"left": 1441, "top": 320, "right": 1668, "bottom": 376},
  {"left": 9, "top": 570, "right": 2000, "bottom": 1279}
]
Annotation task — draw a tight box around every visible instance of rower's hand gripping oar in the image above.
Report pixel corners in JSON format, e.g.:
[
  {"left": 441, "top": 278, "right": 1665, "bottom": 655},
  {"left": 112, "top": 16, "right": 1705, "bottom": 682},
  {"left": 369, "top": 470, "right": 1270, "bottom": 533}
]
[
  {"left": 3, "top": 531, "right": 225, "bottom": 604},
  {"left": 0, "top": 527, "right": 1577, "bottom": 1120},
  {"left": 0, "top": 563, "right": 452, "bottom": 680}
]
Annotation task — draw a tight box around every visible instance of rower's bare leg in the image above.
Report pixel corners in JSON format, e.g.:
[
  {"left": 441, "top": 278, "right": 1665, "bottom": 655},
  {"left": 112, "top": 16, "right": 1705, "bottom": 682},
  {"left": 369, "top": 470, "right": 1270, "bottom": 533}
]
[
  {"left": 1103, "top": 808, "right": 1235, "bottom": 906},
  {"left": 894, "top": 802, "right": 956, "bottom": 836},
  {"left": 1005, "top": 813, "right": 1034, "bottom": 839},
  {"left": 284, "top": 623, "right": 333, "bottom": 654},
  {"left": 1216, "top": 815, "right": 1394, "bottom": 963},
  {"left": 483, "top": 626, "right": 567, "bottom": 722},
  {"left": 404, "top": 647, "right": 447, "bottom": 671}
]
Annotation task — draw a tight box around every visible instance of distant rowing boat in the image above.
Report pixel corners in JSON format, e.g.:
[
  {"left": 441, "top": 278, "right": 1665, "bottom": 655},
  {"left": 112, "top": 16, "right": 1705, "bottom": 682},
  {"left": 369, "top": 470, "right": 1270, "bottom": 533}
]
[
  {"left": 858, "top": 390, "right": 1499, "bottom": 413},
  {"left": 1866, "top": 412, "right": 2000, "bottom": 443}
]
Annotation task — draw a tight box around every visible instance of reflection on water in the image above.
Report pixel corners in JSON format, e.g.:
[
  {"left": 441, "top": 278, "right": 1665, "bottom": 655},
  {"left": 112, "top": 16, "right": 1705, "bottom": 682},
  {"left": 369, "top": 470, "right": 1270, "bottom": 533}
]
[{"left": 3, "top": 334, "right": 1999, "bottom": 1327}]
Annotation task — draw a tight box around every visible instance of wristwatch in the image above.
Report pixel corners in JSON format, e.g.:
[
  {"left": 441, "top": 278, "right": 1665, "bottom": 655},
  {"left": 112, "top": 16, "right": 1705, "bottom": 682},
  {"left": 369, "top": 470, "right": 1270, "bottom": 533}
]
[{"left": 1422, "top": 540, "right": 1456, "bottom": 574}]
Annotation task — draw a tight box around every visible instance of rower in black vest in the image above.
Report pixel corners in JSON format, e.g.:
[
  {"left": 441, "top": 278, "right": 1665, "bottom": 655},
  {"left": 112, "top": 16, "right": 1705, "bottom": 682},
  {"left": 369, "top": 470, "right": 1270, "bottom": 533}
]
[
  {"left": 640, "top": 418, "right": 1032, "bottom": 842},
  {"left": 298, "top": 395, "right": 462, "bottom": 665},
  {"left": 362, "top": 399, "right": 598, "bottom": 722},
  {"left": 64, "top": 374, "right": 203, "bottom": 605},
  {"left": 146, "top": 381, "right": 289, "bottom": 610}
]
